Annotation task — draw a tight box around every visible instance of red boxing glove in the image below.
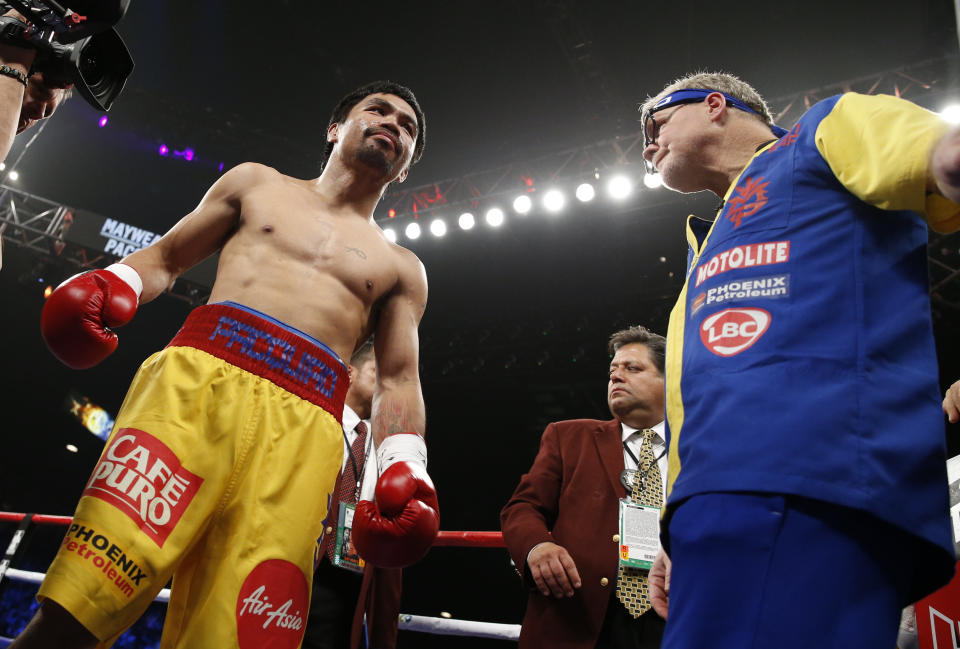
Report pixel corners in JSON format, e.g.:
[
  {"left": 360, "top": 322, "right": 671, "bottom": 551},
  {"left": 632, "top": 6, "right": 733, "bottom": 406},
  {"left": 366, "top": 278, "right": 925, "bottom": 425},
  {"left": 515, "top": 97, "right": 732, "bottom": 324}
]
[
  {"left": 41, "top": 264, "right": 142, "bottom": 369},
  {"left": 352, "top": 433, "right": 439, "bottom": 568}
]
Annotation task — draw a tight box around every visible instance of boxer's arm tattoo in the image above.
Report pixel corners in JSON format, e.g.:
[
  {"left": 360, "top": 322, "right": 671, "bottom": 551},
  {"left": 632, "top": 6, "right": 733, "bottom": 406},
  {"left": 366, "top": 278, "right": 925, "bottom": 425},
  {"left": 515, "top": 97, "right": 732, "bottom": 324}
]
[
  {"left": 375, "top": 398, "right": 412, "bottom": 436},
  {"left": 346, "top": 246, "right": 367, "bottom": 259}
]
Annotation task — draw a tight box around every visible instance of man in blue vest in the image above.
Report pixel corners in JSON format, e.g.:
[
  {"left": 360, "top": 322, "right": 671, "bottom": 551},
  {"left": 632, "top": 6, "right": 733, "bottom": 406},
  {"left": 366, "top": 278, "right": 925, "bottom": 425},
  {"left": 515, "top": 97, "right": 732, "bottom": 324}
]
[{"left": 640, "top": 71, "right": 960, "bottom": 649}]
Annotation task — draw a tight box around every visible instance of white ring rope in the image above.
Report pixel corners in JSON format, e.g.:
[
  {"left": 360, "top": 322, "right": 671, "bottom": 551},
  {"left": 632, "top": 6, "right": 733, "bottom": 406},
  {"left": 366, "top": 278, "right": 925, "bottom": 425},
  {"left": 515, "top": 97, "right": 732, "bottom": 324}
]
[
  {"left": 2, "top": 567, "right": 520, "bottom": 640},
  {"left": 398, "top": 614, "right": 520, "bottom": 640},
  {"left": 3, "top": 568, "right": 171, "bottom": 603}
]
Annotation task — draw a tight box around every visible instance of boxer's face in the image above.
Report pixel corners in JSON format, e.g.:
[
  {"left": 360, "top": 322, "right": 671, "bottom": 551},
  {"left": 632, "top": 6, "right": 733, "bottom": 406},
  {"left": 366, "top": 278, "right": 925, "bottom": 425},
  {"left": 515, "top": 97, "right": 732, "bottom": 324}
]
[
  {"left": 607, "top": 343, "right": 664, "bottom": 424},
  {"left": 327, "top": 93, "right": 418, "bottom": 183}
]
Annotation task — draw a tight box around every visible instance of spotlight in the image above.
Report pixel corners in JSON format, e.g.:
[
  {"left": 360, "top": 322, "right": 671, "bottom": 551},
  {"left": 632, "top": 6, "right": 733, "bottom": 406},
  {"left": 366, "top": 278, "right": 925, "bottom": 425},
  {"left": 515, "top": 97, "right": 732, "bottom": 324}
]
[
  {"left": 403, "top": 222, "right": 421, "bottom": 240},
  {"left": 458, "top": 212, "right": 476, "bottom": 230},
  {"left": 43, "top": 285, "right": 53, "bottom": 298},
  {"left": 66, "top": 444, "right": 78, "bottom": 453},
  {"left": 607, "top": 175, "right": 632, "bottom": 199},
  {"left": 8, "top": 170, "right": 19, "bottom": 181},
  {"left": 0, "top": 162, "right": 5, "bottom": 170},
  {"left": 218, "top": 162, "right": 225, "bottom": 172},
  {"left": 405, "top": 222, "right": 421, "bottom": 240},
  {"left": 383, "top": 227, "right": 397, "bottom": 243},
  {"left": 183, "top": 148, "right": 195, "bottom": 162},
  {"left": 430, "top": 218, "right": 447, "bottom": 237},
  {"left": 98, "top": 115, "right": 108, "bottom": 128},
  {"left": 158, "top": 144, "right": 169, "bottom": 156},
  {"left": 941, "top": 104, "right": 960, "bottom": 125},
  {"left": 543, "top": 189, "right": 565, "bottom": 212},
  {"left": 513, "top": 195, "right": 532, "bottom": 214},
  {"left": 388, "top": 208, "right": 397, "bottom": 218},
  {"left": 643, "top": 173, "right": 663, "bottom": 189},
  {"left": 575, "top": 183, "right": 595, "bottom": 202},
  {"left": 485, "top": 208, "right": 505, "bottom": 227}
]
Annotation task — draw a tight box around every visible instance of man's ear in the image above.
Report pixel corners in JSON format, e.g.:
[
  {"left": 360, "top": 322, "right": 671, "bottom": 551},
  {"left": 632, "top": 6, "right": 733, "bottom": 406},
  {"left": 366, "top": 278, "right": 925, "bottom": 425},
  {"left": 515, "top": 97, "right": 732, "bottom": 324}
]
[
  {"left": 327, "top": 122, "right": 339, "bottom": 144},
  {"left": 397, "top": 166, "right": 409, "bottom": 184},
  {"left": 347, "top": 363, "right": 356, "bottom": 384},
  {"left": 704, "top": 92, "right": 728, "bottom": 123}
]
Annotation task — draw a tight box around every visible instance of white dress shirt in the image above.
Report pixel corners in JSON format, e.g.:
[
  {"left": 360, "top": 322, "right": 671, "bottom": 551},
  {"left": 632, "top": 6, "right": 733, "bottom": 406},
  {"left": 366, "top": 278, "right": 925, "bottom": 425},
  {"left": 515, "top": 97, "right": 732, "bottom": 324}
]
[
  {"left": 621, "top": 420, "right": 667, "bottom": 502},
  {"left": 339, "top": 405, "right": 372, "bottom": 471},
  {"left": 340, "top": 405, "right": 380, "bottom": 501}
]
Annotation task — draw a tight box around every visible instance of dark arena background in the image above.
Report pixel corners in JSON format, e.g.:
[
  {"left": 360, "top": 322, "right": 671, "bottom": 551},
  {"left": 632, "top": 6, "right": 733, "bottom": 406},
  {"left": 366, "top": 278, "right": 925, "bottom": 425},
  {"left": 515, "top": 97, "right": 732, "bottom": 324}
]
[{"left": 1, "top": 1, "right": 960, "bottom": 647}]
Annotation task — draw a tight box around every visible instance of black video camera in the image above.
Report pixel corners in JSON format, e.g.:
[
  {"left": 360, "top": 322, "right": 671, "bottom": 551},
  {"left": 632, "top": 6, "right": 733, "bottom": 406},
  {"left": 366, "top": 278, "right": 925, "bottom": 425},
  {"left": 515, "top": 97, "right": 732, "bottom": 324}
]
[{"left": 0, "top": 0, "right": 133, "bottom": 111}]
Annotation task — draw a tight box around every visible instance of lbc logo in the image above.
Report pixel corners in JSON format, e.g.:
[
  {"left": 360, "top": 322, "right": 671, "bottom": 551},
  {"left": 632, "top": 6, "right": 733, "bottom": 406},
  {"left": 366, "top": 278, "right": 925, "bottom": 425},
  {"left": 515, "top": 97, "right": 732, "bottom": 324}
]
[{"left": 700, "top": 308, "right": 771, "bottom": 357}]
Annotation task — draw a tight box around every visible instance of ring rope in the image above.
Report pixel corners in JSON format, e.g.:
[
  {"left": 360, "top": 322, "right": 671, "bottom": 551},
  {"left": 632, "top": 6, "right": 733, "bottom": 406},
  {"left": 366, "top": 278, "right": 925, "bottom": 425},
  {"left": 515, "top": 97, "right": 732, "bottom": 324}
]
[
  {"left": 1, "top": 566, "right": 519, "bottom": 640},
  {"left": 0, "top": 511, "right": 517, "bottom": 640},
  {"left": 0, "top": 512, "right": 505, "bottom": 547}
]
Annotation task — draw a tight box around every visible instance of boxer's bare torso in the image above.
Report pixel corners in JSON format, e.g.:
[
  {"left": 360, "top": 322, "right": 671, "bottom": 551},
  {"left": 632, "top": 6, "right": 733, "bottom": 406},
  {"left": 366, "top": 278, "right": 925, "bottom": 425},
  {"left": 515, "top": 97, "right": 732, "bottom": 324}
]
[
  {"left": 123, "top": 91, "right": 426, "bottom": 364},
  {"left": 207, "top": 164, "right": 423, "bottom": 361}
]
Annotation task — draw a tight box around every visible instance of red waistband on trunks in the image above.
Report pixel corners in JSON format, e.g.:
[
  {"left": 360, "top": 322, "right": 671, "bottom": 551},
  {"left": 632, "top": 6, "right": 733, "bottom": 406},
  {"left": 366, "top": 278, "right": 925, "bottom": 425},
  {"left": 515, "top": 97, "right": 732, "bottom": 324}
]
[{"left": 167, "top": 303, "right": 348, "bottom": 422}]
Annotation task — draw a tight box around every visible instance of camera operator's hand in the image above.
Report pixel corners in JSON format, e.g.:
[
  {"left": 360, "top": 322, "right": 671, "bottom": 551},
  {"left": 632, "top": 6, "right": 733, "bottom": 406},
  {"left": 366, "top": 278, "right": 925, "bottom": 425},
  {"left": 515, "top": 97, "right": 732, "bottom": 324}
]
[
  {"left": 0, "top": 7, "right": 34, "bottom": 77},
  {"left": 0, "top": 7, "right": 34, "bottom": 161}
]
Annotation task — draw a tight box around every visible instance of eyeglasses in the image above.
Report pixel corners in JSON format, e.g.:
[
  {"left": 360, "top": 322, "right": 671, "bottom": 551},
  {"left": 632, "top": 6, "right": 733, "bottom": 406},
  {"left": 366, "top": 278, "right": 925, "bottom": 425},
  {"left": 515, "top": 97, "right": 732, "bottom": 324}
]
[
  {"left": 642, "top": 101, "right": 700, "bottom": 175},
  {"left": 641, "top": 88, "right": 789, "bottom": 174},
  {"left": 643, "top": 102, "right": 696, "bottom": 150}
]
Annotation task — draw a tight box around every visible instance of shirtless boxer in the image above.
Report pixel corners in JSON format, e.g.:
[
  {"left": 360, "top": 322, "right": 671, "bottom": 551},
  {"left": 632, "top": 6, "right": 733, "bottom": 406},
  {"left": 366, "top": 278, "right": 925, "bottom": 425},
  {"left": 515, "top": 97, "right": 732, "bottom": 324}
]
[{"left": 14, "top": 80, "right": 438, "bottom": 649}]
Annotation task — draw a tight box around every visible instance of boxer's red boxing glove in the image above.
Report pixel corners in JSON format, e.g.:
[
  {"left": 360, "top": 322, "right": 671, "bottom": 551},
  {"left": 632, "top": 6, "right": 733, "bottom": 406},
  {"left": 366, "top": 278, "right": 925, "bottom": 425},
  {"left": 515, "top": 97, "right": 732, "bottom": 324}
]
[
  {"left": 41, "top": 263, "right": 143, "bottom": 369},
  {"left": 352, "top": 433, "right": 439, "bottom": 568}
]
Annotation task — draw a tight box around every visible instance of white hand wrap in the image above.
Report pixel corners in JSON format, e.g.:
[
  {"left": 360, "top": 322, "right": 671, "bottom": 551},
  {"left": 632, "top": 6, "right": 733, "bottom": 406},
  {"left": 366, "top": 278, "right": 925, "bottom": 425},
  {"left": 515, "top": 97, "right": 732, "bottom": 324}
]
[
  {"left": 105, "top": 263, "right": 144, "bottom": 300},
  {"left": 377, "top": 432, "right": 428, "bottom": 473}
]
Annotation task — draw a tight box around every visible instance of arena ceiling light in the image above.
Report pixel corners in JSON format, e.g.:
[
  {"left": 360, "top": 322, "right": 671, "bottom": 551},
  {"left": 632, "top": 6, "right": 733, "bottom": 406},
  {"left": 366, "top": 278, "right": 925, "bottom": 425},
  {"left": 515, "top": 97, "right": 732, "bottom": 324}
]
[
  {"left": 607, "top": 175, "right": 632, "bottom": 199},
  {"left": 575, "top": 182, "right": 595, "bottom": 202},
  {"left": 643, "top": 173, "right": 663, "bottom": 189},
  {"left": 405, "top": 222, "right": 422, "bottom": 240},
  {"left": 485, "top": 207, "right": 505, "bottom": 227},
  {"left": 430, "top": 218, "right": 447, "bottom": 237},
  {"left": 383, "top": 227, "right": 398, "bottom": 243},
  {"left": 7, "top": 170, "right": 19, "bottom": 181},
  {"left": 941, "top": 103, "right": 960, "bottom": 125},
  {"left": 513, "top": 195, "right": 533, "bottom": 214},
  {"left": 543, "top": 189, "right": 565, "bottom": 213},
  {"left": 458, "top": 212, "right": 476, "bottom": 230}
]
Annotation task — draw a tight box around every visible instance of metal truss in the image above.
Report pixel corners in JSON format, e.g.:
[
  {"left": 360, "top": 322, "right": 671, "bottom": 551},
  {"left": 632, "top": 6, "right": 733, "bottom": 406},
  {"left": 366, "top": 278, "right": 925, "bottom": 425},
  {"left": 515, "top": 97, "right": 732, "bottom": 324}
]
[
  {"left": 770, "top": 55, "right": 960, "bottom": 127},
  {"left": 379, "top": 55, "right": 960, "bottom": 225},
  {"left": 3, "top": 55, "right": 959, "bottom": 309},
  {"left": 931, "top": 229, "right": 960, "bottom": 314},
  {"left": 376, "top": 130, "right": 652, "bottom": 225},
  {"left": 0, "top": 185, "right": 210, "bottom": 304}
]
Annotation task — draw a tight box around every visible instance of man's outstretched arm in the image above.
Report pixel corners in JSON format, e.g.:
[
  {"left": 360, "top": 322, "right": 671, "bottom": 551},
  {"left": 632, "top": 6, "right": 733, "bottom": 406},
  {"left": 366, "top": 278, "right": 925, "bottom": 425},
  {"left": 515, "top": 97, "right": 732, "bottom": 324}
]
[
  {"left": 40, "top": 163, "right": 260, "bottom": 369},
  {"left": 932, "top": 125, "right": 960, "bottom": 205},
  {"left": 0, "top": 8, "right": 34, "bottom": 162}
]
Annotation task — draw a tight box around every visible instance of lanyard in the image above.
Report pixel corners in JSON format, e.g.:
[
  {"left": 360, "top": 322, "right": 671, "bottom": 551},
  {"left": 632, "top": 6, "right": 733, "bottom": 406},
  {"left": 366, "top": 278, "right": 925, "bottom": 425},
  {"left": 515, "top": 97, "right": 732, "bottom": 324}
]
[{"left": 623, "top": 436, "right": 666, "bottom": 484}]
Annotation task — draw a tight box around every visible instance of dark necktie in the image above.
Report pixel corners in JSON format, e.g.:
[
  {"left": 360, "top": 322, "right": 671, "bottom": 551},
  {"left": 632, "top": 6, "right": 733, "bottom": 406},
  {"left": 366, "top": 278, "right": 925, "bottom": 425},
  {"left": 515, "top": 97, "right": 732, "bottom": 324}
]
[{"left": 324, "top": 420, "right": 368, "bottom": 561}]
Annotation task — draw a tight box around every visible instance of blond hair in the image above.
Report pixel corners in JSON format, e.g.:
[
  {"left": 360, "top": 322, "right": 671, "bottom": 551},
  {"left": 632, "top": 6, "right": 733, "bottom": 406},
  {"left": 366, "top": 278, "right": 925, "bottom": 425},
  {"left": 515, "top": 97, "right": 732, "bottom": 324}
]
[{"left": 640, "top": 71, "right": 775, "bottom": 129}]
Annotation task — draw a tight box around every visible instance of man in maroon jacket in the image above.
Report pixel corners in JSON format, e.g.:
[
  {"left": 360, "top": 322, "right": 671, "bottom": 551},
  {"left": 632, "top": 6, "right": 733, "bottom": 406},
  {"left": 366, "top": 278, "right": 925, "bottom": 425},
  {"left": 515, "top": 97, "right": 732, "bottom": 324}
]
[{"left": 501, "top": 326, "right": 667, "bottom": 649}]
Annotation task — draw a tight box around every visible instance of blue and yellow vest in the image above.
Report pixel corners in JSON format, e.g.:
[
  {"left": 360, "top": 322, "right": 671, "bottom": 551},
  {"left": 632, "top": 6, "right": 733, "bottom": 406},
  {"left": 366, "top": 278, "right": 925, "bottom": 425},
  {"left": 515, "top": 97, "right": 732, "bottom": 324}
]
[{"left": 665, "top": 93, "right": 960, "bottom": 575}]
